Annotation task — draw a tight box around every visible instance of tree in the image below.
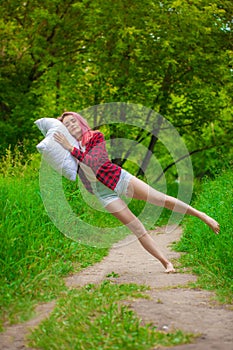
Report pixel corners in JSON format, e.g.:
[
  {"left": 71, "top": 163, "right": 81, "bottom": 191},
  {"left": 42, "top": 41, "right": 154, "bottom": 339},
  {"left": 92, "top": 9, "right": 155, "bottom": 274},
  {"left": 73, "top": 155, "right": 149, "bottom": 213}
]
[{"left": 0, "top": 0, "right": 232, "bottom": 176}]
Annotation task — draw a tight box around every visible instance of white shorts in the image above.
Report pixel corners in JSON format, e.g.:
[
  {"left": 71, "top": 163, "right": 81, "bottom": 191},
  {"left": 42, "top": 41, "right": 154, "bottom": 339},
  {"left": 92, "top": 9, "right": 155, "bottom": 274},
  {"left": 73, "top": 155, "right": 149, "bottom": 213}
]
[{"left": 94, "top": 169, "right": 133, "bottom": 207}]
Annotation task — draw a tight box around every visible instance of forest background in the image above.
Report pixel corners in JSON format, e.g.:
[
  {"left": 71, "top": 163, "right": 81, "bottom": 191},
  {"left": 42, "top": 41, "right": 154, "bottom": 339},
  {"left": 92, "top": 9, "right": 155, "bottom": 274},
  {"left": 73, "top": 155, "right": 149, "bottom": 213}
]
[
  {"left": 0, "top": 0, "right": 233, "bottom": 342},
  {"left": 1, "top": 0, "right": 232, "bottom": 178}
]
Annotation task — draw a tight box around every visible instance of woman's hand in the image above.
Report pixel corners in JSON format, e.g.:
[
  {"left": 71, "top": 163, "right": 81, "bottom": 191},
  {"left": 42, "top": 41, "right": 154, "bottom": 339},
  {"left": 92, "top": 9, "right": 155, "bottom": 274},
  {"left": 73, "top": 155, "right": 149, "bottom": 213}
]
[{"left": 54, "top": 132, "right": 73, "bottom": 152}]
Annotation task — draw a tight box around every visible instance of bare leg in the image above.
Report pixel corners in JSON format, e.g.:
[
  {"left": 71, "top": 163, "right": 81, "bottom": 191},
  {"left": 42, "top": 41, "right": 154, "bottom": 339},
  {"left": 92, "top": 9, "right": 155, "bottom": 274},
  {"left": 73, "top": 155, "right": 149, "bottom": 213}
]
[
  {"left": 138, "top": 234, "right": 175, "bottom": 273},
  {"left": 126, "top": 177, "right": 220, "bottom": 234},
  {"left": 105, "top": 199, "right": 175, "bottom": 272}
]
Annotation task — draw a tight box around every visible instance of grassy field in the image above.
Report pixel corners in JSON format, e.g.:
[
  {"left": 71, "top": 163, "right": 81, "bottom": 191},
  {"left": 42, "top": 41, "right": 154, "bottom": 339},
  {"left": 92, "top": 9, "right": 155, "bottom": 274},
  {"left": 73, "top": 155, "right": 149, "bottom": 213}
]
[
  {"left": 174, "top": 169, "right": 233, "bottom": 303},
  {"left": 0, "top": 150, "right": 174, "bottom": 328},
  {"left": 0, "top": 148, "right": 232, "bottom": 348},
  {"left": 0, "top": 151, "right": 109, "bottom": 329}
]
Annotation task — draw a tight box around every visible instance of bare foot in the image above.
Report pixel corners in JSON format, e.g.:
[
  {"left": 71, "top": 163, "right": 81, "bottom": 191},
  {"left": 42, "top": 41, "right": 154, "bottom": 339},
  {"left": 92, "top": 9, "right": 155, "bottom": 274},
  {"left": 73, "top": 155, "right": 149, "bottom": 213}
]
[
  {"left": 201, "top": 213, "right": 220, "bottom": 234},
  {"left": 165, "top": 262, "right": 176, "bottom": 273}
]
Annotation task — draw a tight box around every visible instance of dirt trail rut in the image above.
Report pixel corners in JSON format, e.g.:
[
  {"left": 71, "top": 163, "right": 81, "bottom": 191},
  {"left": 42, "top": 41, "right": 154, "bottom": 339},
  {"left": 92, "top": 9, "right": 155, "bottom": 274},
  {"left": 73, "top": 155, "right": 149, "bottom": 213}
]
[{"left": 0, "top": 225, "right": 232, "bottom": 350}]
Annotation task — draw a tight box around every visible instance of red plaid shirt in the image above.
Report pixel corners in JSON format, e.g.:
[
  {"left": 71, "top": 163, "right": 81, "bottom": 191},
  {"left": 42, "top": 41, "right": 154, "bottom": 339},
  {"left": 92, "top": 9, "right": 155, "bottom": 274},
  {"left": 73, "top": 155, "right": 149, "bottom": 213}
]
[{"left": 71, "top": 132, "right": 122, "bottom": 194}]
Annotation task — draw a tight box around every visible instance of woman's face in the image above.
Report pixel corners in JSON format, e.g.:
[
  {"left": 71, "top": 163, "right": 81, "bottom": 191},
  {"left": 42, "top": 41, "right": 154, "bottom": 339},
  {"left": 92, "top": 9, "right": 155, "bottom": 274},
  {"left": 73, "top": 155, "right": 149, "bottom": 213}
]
[{"left": 63, "top": 115, "right": 82, "bottom": 140}]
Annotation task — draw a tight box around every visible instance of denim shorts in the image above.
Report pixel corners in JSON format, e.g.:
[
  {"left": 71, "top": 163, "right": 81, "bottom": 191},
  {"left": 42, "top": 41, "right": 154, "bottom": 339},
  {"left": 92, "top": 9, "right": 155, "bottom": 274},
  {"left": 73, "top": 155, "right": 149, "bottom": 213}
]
[{"left": 94, "top": 169, "right": 133, "bottom": 207}]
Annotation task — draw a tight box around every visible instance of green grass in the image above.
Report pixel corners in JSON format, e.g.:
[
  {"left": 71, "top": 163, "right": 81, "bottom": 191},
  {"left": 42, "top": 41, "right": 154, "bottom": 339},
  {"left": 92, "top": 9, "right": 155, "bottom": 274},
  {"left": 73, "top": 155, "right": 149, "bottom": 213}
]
[
  {"left": 0, "top": 153, "right": 108, "bottom": 329},
  {"left": 28, "top": 281, "right": 194, "bottom": 350},
  {"left": 0, "top": 149, "right": 171, "bottom": 331},
  {"left": 174, "top": 169, "right": 233, "bottom": 303},
  {"left": 1, "top": 147, "right": 232, "bottom": 349}
]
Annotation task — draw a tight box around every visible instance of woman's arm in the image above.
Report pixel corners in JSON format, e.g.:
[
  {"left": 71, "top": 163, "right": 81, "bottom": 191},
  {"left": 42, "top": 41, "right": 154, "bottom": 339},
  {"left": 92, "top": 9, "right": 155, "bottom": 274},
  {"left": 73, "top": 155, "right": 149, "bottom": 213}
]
[
  {"left": 54, "top": 132, "right": 108, "bottom": 170},
  {"left": 71, "top": 133, "right": 108, "bottom": 168}
]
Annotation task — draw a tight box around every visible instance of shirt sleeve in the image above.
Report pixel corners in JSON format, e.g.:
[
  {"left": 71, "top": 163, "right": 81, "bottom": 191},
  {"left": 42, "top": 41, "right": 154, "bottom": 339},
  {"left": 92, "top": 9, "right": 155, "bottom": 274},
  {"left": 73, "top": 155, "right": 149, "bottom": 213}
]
[{"left": 71, "top": 132, "right": 108, "bottom": 170}]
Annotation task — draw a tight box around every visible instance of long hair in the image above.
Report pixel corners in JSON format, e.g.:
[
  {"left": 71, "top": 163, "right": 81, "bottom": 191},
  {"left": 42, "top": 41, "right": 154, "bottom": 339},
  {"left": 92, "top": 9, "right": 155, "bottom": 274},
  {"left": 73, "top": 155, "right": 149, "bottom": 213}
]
[{"left": 58, "top": 111, "right": 97, "bottom": 145}]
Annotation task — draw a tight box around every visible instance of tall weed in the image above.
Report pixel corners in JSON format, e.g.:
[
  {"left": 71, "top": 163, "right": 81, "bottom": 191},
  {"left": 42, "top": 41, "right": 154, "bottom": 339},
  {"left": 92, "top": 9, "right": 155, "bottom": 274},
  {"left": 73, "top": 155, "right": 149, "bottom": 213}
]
[{"left": 0, "top": 145, "right": 40, "bottom": 179}]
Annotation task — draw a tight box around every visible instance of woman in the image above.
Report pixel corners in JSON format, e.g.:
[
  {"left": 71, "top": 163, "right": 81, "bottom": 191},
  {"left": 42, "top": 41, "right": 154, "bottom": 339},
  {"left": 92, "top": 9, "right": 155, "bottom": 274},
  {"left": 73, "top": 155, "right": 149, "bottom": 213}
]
[{"left": 54, "top": 111, "right": 220, "bottom": 273}]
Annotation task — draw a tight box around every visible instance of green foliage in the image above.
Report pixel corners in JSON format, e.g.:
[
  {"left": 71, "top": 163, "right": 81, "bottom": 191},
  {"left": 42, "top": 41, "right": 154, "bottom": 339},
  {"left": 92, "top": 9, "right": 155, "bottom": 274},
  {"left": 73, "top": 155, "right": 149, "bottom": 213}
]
[
  {"left": 28, "top": 281, "right": 194, "bottom": 349},
  {"left": 1, "top": 0, "right": 232, "bottom": 176},
  {"left": 175, "top": 169, "right": 233, "bottom": 303}
]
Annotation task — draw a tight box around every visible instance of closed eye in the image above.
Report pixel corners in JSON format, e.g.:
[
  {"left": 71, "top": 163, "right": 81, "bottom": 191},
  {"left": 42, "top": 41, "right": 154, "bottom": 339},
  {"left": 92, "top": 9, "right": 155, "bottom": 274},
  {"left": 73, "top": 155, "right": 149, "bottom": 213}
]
[{"left": 64, "top": 117, "right": 77, "bottom": 128}]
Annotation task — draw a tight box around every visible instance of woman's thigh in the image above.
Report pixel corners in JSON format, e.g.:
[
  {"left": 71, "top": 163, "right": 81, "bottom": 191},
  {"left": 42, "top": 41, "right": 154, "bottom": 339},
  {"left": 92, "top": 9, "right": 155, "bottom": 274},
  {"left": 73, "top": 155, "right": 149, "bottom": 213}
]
[{"left": 126, "top": 177, "right": 166, "bottom": 206}]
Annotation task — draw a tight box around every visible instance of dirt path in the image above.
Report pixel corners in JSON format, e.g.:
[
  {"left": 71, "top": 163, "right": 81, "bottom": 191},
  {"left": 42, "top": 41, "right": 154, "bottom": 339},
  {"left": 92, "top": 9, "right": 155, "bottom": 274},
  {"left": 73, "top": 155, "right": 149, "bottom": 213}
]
[{"left": 1, "top": 225, "right": 233, "bottom": 350}]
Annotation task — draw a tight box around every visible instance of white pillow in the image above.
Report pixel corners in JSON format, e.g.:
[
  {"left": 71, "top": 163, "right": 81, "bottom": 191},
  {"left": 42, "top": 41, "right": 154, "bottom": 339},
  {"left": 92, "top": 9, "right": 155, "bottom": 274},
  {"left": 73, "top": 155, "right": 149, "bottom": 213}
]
[{"left": 35, "top": 118, "right": 80, "bottom": 181}]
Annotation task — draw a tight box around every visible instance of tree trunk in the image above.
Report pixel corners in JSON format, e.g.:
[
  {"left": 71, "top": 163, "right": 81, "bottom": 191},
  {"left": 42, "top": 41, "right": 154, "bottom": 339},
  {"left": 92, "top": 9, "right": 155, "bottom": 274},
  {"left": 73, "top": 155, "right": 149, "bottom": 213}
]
[{"left": 137, "top": 114, "right": 163, "bottom": 176}]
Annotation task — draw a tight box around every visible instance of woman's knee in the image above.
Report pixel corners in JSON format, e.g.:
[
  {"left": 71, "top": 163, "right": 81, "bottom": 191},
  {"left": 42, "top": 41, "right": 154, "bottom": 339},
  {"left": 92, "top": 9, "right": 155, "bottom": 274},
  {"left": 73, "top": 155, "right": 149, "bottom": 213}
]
[
  {"left": 126, "top": 218, "right": 147, "bottom": 238},
  {"left": 105, "top": 199, "right": 128, "bottom": 214},
  {"left": 105, "top": 198, "right": 147, "bottom": 238}
]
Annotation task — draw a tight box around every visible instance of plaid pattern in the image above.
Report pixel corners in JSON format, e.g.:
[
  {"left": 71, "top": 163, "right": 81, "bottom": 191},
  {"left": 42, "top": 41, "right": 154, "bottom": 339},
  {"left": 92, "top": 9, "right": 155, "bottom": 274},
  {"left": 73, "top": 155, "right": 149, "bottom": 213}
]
[{"left": 71, "top": 132, "right": 121, "bottom": 193}]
